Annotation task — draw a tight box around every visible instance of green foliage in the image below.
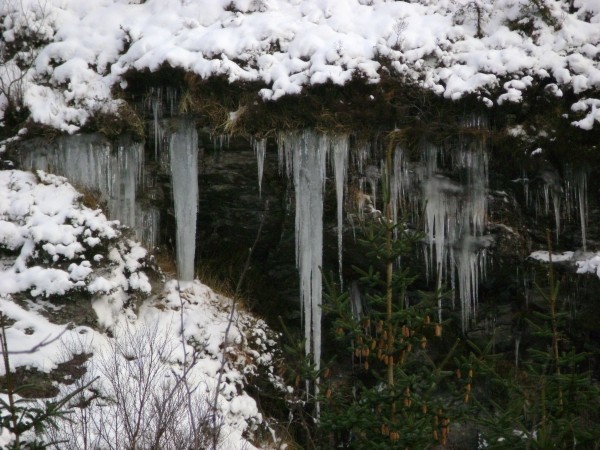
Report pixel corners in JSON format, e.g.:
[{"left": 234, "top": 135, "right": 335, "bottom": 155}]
[
  {"left": 317, "top": 212, "right": 462, "bottom": 449},
  {"left": 0, "top": 393, "right": 67, "bottom": 449},
  {"left": 468, "top": 237, "right": 600, "bottom": 449},
  {"left": 0, "top": 313, "right": 94, "bottom": 449}
]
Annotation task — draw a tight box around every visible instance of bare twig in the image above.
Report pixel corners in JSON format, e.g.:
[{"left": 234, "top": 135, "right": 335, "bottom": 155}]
[
  {"left": 211, "top": 200, "right": 269, "bottom": 450},
  {"left": 0, "top": 317, "right": 71, "bottom": 355}
]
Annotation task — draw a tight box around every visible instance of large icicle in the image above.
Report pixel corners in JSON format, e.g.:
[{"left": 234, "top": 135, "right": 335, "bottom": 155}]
[
  {"left": 169, "top": 118, "right": 199, "bottom": 281},
  {"left": 332, "top": 135, "right": 349, "bottom": 285},
  {"left": 279, "top": 130, "right": 327, "bottom": 375},
  {"left": 578, "top": 171, "right": 588, "bottom": 251}
]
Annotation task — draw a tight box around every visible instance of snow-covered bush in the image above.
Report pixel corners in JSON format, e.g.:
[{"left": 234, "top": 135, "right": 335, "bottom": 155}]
[
  {"left": 0, "top": 169, "right": 152, "bottom": 328},
  {"left": 46, "top": 322, "right": 222, "bottom": 450},
  {"left": 0, "top": 0, "right": 53, "bottom": 127},
  {"left": 41, "top": 281, "right": 286, "bottom": 450}
]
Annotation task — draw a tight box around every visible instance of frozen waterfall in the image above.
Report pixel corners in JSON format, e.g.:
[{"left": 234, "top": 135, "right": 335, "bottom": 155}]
[
  {"left": 169, "top": 118, "right": 199, "bottom": 281},
  {"left": 17, "top": 134, "right": 160, "bottom": 249}
]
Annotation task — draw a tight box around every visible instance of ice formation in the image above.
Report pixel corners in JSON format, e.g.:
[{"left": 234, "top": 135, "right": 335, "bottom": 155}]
[
  {"left": 521, "top": 163, "right": 589, "bottom": 250},
  {"left": 169, "top": 118, "right": 199, "bottom": 281},
  {"left": 578, "top": 172, "right": 588, "bottom": 252},
  {"left": 332, "top": 135, "right": 349, "bottom": 285},
  {"left": 421, "top": 140, "right": 489, "bottom": 328},
  {"left": 278, "top": 130, "right": 328, "bottom": 373},
  {"left": 253, "top": 137, "right": 267, "bottom": 197},
  {"left": 17, "top": 134, "right": 159, "bottom": 248},
  {"left": 377, "top": 127, "right": 490, "bottom": 328}
]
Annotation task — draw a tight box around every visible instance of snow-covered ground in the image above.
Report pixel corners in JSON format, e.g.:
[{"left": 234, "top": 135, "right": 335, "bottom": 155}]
[
  {"left": 0, "top": 170, "right": 284, "bottom": 449},
  {"left": 1, "top": 0, "right": 599, "bottom": 133}
]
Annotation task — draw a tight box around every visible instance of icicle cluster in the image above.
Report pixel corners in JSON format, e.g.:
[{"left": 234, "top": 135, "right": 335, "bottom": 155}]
[
  {"left": 419, "top": 141, "right": 490, "bottom": 329},
  {"left": 278, "top": 130, "right": 328, "bottom": 374},
  {"left": 355, "top": 121, "right": 491, "bottom": 330},
  {"left": 520, "top": 163, "right": 589, "bottom": 250},
  {"left": 17, "top": 134, "right": 160, "bottom": 249},
  {"left": 169, "top": 118, "right": 199, "bottom": 281},
  {"left": 146, "top": 87, "right": 178, "bottom": 161}
]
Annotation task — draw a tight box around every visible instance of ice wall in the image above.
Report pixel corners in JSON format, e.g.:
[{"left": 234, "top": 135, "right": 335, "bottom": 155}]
[
  {"left": 169, "top": 118, "right": 199, "bottom": 281},
  {"left": 17, "top": 134, "right": 160, "bottom": 249}
]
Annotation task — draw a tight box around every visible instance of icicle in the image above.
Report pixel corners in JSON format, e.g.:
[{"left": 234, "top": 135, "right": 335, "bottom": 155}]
[
  {"left": 523, "top": 170, "right": 530, "bottom": 208},
  {"left": 211, "top": 134, "right": 231, "bottom": 151},
  {"left": 456, "top": 235, "right": 479, "bottom": 330},
  {"left": 390, "top": 147, "right": 402, "bottom": 231},
  {"left": 354, "top": 142, "right": 369, "bottom": 174},
  {"left": 366, "top": 165, "right": 380, "bottom": 210},
  {"left": 253, "top": 137, "right": 267, "bottom": 197},
  {"left": 166, "top": 86, "right": 178, "bottom": 116},
  {"left": 149, "top": 88, "right": 164, "bottom": 161},
  {"left": 136, "top": 207, "right": 160, "bottom": 251},
  {"left": 552, "top": 191, "right": 561, "bottom": 242},
  {"left": 279, "top": 130, "right": 327, "bottom": 378},
  {"left": 169, "top": 118, "right": 198, "bottom": 281},
  {"left": 277, "top": 134, "right": 285, "bottom": 175},
  {"left": 515, "top": 334, "right": 521, "bottom": 369},
  {"left": 349, "top": 281, "right": 363, "bottom": 319},
  {"left": 332, "top": 135, "right": 349, "bottom": 286},
  {"left": 423, "top": 173, "right": 461, "bottom": 289},
  {"left": 578, "top": 171, "right": 588, "bottom": 251}
]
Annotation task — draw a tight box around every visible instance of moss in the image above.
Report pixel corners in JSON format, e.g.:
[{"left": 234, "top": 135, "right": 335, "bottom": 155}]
[
  {"left": 82, "top": 102, "right": 145, "bottom": 140},
  {"left": 0, "top": 352, "right": 92, "bottom": 399},
  {"left": 8, "top": 62, "right": 592, "bottom": 170}
]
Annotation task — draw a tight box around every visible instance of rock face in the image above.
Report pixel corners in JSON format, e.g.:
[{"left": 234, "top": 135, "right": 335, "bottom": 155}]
[{"left": 8, "top": 108, "right": 600, "bottom": 374}]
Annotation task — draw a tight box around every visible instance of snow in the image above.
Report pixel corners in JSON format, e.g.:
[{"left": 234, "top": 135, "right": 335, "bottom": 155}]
[
  {"left": 1, "top": 0, "right": 600, "bottom": 131},
  {"left": 529, "top": 250, "right": 574, "bottom": 263},
  {"left": 0, "top": 170, "right": 149, "bottom": 306},
  {"left": 0, "top": 169, "right": 284, "bottom": 449}
]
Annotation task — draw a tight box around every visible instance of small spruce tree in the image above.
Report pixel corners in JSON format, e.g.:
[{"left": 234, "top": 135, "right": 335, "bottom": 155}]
[
  {"left": 317, "top": 144, "right": 462, "bottom": 449},
  {"left": 470, "top": 231, "right": 600, "bottom": 449}
]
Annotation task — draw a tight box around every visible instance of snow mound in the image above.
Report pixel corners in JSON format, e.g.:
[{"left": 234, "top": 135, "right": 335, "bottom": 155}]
[
  {"left": 0, "top": 169, "right": 151, "bottom": 328},
  {"left": 0, "top": 171, "right": 285, "bottom": 449}
]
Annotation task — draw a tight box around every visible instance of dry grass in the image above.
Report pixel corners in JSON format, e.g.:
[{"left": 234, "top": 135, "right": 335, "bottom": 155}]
[
  {"left": 194, "top": 262, "right": 241, "bottom": 301},
  {"left": 75, "top": 186, "right": 106, "bottom": 210},
  {"left": 153, "top": 248, "right": 178, "bottom": 278}
]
